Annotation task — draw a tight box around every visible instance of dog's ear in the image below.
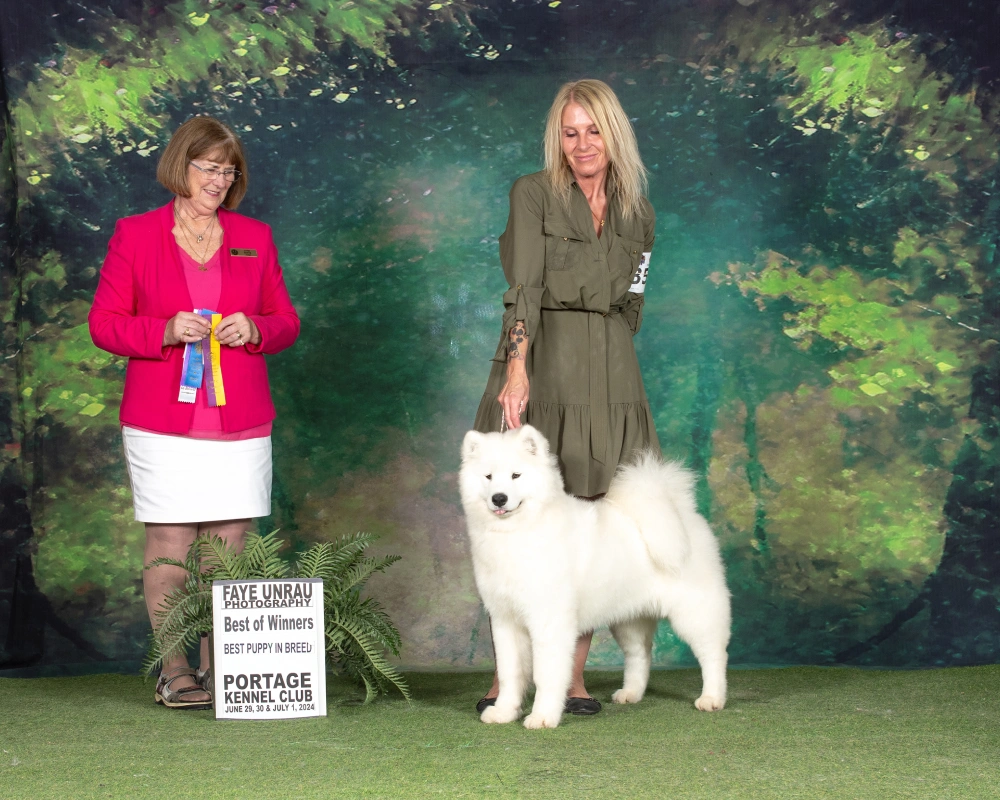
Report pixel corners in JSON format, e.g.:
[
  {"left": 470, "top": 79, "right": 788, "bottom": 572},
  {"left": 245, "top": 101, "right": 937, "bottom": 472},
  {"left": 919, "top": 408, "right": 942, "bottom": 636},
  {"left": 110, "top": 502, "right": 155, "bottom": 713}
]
[
  {"left": 462, "top": 430, "right": 484, "bottom": 462},
  {"left": 518, "top": 424, "right": 548, "bottom": 457}
]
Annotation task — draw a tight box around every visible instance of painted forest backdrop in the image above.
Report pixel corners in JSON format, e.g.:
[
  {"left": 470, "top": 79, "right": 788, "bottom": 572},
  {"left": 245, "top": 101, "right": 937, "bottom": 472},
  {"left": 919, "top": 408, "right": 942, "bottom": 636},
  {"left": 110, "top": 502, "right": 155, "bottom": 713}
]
[{"left": 1, "top": 0, "right": 998, "bottom": 674}]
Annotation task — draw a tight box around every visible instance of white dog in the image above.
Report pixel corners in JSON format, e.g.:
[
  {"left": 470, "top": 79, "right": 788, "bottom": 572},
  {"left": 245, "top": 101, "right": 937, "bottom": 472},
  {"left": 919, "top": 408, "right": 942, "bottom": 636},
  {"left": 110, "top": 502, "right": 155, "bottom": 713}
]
[{"left": 459, "top": 425, "right": 731, "bottom": 729}]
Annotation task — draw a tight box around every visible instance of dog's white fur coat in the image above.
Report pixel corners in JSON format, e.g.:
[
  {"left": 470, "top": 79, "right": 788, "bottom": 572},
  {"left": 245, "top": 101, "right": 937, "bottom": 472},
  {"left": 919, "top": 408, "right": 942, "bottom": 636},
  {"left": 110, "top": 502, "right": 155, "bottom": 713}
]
[{"left": 460, "top": 425, "right": 731, "bottom": 729}]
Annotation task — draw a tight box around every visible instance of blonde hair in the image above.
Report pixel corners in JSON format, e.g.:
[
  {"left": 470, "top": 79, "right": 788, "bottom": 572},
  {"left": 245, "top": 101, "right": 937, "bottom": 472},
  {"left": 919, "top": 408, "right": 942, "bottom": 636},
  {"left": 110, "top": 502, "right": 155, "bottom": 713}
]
[
  {"left": 543, "top": 79, "right": 648, "bottom": 220},
  {"left": 157, "top": 116, "right": 248, "bottom": 209}
]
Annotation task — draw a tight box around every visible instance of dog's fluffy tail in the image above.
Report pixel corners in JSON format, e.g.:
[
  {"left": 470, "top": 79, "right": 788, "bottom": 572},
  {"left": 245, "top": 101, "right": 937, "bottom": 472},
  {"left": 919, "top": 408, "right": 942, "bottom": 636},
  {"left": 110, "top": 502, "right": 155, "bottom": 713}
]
[{"left": 605, "top": 451, "right": 695, "bottom": 573}]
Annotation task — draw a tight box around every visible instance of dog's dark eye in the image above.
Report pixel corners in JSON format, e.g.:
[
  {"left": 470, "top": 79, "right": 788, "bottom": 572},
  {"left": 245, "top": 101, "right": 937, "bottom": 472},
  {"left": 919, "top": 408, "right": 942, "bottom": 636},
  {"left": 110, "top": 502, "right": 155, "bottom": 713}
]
[
  {"left": 512, "top": 473, "right": 521, "bottom": 479},
  {"left": 485, "top": 474, "right": 492, "bottom": 480}
]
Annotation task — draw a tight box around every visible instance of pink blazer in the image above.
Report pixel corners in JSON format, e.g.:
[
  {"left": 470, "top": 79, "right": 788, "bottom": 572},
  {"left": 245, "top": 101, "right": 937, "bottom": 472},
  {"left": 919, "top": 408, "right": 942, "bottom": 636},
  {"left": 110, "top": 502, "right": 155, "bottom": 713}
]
[{"left": 89, "top": 202, "right": 300, "bottom": 434}]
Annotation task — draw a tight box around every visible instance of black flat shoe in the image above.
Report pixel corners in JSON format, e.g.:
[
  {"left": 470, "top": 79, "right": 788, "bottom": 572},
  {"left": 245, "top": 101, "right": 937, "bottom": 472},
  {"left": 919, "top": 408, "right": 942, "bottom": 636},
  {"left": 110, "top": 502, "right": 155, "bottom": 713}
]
[
  {"left": 564, "top": 696, "right": 602, "bottom": 715},
  {"left": 476, "top": 696, "right": 497, "bottom": 713}
]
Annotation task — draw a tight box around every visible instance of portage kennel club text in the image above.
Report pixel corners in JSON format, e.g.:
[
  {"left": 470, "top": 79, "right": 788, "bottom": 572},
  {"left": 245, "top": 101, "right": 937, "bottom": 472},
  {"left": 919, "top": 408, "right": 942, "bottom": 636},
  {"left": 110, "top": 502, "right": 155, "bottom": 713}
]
[
  {"left": 222, "top": 671, "right": 316, "bottom": 706},
  {"left": 221, "top": 582, "right": 316, "bottom": 609}
]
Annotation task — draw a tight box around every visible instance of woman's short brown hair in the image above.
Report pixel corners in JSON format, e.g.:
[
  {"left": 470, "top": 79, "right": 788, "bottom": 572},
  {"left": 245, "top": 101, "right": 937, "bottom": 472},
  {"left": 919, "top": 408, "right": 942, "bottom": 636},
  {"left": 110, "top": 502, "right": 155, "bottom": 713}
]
[{"left": 157, "top": 116, "right": 248, "bottom": 209}]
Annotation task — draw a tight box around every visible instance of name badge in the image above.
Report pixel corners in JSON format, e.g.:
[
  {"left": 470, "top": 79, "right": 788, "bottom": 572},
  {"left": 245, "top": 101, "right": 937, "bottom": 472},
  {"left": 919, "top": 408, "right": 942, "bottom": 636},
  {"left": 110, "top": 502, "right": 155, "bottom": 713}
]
[
  {"left": 230, "top": 248, "right": 258, "bottom": 257},
  {"left": 629, "top": 252, "right": 651, "bottom": 294}
]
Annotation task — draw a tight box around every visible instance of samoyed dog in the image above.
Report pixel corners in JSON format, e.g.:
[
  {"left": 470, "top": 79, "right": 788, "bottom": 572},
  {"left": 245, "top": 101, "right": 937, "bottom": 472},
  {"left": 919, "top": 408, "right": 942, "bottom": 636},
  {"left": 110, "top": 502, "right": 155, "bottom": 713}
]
[{"left": 459, "top": 425, "right": 731, "bottom": 729}]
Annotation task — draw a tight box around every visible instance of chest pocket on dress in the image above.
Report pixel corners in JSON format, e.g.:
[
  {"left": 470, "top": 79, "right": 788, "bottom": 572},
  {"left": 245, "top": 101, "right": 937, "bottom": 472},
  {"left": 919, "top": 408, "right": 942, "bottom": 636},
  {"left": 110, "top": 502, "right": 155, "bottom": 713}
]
[
  {"left": 543, "top": 221, "right": 584, "bottom": 271},
  {"left": 616, "top": 237, "right": 645, "bottom": 282}
]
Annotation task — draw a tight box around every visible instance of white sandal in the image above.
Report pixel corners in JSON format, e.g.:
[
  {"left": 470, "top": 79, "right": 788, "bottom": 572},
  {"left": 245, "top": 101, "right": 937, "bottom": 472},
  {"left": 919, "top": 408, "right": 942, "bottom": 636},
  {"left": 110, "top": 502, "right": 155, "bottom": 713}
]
[
  {"left": 155, "top": 667, "right": 212, "bottom": 710},
  {"left": 196, "top": 667, "right": 213, "bottom": 695}
]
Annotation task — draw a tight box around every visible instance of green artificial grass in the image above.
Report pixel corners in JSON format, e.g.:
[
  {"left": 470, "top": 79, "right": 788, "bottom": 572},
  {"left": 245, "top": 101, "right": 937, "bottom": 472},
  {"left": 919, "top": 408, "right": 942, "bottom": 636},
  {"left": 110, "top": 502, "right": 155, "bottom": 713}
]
[{"left": 1, "top": 666, "right": 997, "bottom": 799}]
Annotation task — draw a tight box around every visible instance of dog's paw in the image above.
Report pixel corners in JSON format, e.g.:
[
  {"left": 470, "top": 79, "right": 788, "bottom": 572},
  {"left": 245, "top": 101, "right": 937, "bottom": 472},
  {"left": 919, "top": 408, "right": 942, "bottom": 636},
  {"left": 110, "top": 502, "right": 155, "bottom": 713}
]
[
  {"left": 480, "top": 705, "right": 520, "bottom": 724},
  {"left": 523, "top": 711, "right": 561, "bottom": 730},
  {"left": 611, "top": 688, "right": 643, "bottom": 704},
  {"left": 694, "top": 694, "right": 726, "bottom": 711}
]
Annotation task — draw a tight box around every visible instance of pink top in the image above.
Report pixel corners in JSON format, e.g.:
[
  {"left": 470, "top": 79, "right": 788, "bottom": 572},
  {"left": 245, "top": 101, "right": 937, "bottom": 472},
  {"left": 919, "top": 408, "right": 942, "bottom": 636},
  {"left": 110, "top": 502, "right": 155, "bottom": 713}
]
[{"left": 128, "top": 246, "right": 272, "bottom": 441}]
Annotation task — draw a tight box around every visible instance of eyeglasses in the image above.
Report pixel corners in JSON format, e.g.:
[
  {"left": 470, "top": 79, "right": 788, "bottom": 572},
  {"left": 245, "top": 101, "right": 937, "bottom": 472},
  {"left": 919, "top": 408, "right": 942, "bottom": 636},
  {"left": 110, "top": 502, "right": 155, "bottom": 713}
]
[{"left": 189, "top": 161, "right": 242, "bottom": 182}]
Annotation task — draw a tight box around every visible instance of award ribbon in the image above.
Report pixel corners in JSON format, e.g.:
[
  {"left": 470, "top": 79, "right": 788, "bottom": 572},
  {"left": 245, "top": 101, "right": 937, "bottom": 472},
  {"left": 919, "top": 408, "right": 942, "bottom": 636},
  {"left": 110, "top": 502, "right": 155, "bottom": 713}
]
[
  {"left": 206, "top": 312, "right": 227, "bottom": 407},
  {"left": 178, "top": 324, "right": 205, "bottom": 404},
  {"left": 176, "top": 309, "right": 226, "bottom": 406}
]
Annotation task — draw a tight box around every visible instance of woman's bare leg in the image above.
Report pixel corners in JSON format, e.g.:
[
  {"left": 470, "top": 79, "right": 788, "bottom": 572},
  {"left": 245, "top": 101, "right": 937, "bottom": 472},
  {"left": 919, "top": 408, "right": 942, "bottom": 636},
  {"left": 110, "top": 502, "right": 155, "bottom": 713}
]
[
  {"left": 144, "top": 518, "right": 250, "bottom": 700},
  {"left": 196, "top": 519, "right": 251, "bottom": 671},
  {"left": 567, "top": 632, "right": 594, "bottom": 697},
  {"left": 144, "top": 522, "right": 206, "bottom": 700}
]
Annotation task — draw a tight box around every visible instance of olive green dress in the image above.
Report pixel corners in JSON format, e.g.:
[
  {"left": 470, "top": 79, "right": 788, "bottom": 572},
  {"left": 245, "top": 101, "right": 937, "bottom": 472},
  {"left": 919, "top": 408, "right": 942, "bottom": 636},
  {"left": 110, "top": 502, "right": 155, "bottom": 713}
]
[{"left": 473, "top": 171, "right": 660, "bottom": 496}]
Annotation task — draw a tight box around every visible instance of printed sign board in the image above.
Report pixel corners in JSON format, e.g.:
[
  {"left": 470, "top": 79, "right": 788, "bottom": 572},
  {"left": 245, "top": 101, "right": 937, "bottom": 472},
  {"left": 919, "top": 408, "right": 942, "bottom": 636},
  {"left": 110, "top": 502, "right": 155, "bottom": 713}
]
[{"left": 212, "top": 578, "right": 327, "bottom": 720}]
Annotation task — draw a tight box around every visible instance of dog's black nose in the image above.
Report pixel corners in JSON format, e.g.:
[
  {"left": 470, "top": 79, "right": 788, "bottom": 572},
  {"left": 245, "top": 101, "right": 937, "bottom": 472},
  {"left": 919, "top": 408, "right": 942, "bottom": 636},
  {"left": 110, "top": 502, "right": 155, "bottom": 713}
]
[{"left": 491, "top": 493, "right": 508, "bottom": 507}]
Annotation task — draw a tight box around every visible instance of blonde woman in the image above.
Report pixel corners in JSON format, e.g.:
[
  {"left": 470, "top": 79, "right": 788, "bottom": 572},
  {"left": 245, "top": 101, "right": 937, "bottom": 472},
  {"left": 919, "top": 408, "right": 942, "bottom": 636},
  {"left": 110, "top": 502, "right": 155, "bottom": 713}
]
[{"left": 472, "top": 79, "right": 659, "bottom": 716}]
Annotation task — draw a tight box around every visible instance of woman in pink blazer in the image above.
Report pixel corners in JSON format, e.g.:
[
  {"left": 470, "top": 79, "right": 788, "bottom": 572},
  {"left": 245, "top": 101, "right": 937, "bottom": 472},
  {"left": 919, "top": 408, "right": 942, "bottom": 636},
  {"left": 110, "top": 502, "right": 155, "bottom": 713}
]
[{"left": 89, "top": 117, "right": 300, "bottom": 709}]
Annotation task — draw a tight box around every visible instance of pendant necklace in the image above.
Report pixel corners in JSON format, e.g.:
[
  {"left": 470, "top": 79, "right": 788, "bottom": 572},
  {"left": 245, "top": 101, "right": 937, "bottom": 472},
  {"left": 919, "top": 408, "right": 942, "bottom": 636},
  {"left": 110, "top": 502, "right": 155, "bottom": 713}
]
[
  {"left": 590, "top": 207, "right": 605, "bottom": 236},
  {"left": 174, "top": 204, "right": 217, "bottom": 270},
  {"left": 175, "top": 201, "right": 215, "bottom": 243},
  {"left": 588, "top": 192, "right": 607, "bottom": 233}
]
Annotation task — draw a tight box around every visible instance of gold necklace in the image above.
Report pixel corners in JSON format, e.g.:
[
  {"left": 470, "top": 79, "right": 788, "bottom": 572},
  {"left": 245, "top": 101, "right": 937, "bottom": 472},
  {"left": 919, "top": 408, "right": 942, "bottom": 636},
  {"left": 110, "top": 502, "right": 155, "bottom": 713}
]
[
  {"left": 174, "top": 205, "right": 216, "bottom": 270},
  {"left": 588, "top": 194, "right": 607, "bottom": 227},
  {"left": 175, "top": 205, "right": 216, "bottom": 243},
  {"left": 590, "top": 207, "right": 605, "bottom": 235}
]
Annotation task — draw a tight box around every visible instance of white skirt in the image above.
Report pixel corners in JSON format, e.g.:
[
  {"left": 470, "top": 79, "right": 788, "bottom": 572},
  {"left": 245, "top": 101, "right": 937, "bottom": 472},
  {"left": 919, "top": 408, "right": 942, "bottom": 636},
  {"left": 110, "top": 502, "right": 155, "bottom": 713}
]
[{"left": 122, "top": 426, "right": 272, "bottom": 523}]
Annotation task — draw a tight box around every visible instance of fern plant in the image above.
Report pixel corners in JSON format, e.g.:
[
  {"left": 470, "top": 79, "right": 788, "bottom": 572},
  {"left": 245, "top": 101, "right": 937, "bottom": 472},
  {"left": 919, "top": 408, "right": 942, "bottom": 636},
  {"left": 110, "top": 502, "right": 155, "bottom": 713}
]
[{"left": 143, "top": 530, "right": 409, "bottom": 702}]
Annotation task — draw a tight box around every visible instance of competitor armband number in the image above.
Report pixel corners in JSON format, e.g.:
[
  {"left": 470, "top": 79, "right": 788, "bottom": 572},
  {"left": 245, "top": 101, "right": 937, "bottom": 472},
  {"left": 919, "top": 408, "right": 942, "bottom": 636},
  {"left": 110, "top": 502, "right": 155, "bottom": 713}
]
[{"left": 629, "top": 252, "right": 651, "bottom": 294}]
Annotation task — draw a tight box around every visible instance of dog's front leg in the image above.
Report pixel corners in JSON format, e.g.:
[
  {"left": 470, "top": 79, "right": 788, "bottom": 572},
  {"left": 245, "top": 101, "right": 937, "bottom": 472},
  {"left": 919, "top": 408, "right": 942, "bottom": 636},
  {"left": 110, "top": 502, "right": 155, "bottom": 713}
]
[
  {"left": 523, "top": 624, "right": 576, "bottom": 729},
  {"left": 481, "top": 620, "right": 529, "bottom": 724}
]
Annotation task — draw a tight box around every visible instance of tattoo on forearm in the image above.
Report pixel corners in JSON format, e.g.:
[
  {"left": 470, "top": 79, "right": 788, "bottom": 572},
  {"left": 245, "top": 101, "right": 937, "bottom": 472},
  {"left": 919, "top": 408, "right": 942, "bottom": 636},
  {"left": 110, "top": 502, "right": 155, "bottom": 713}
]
[{"left": 508, "top": 323, "right": 527, "bottom": 361}]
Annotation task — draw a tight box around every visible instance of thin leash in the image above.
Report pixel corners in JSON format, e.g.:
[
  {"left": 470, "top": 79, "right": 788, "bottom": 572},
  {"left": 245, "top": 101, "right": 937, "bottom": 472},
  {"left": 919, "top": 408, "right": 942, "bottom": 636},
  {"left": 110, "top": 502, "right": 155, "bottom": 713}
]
[{"left": 500, "top": 400, "right": 524, "bottom": 434}]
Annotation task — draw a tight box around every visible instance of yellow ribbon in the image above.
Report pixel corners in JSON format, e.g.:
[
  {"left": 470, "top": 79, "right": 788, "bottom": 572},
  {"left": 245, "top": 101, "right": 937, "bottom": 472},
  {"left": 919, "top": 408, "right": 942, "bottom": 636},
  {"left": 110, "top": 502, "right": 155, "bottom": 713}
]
[{"left": 209, "top": 313, "right": 227, "bottom": 406}]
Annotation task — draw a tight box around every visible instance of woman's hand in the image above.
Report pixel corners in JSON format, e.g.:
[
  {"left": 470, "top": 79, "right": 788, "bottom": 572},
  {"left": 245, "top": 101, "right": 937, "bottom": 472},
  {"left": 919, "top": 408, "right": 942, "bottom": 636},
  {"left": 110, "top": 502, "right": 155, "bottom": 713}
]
[
  {"left": 498, "top": 364, "right": 529, "bottom": 430},
  {"left": 214, "top": 312, "right": 260, "bottom": 348},
  {"left": 163, "top": 311, "right": 212, "bottom": 347},
  {"left": 498, "top": 320, "right": 530, "bottom": 429}
]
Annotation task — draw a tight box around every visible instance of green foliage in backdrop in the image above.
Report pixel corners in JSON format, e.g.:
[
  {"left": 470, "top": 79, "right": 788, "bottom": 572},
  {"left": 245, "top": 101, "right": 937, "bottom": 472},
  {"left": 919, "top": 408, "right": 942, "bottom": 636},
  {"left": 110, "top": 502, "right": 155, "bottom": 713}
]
[{"left": 2, "top": 0, "right": 997, "bottom": 671}]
